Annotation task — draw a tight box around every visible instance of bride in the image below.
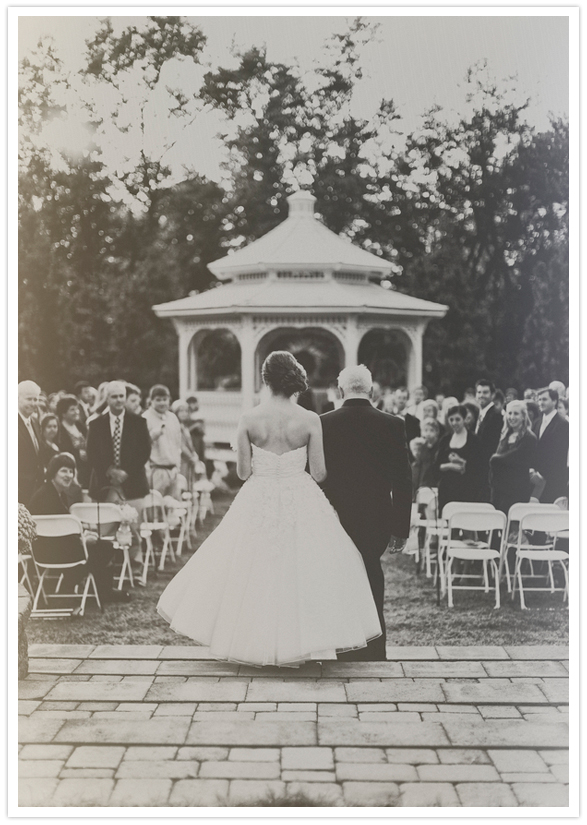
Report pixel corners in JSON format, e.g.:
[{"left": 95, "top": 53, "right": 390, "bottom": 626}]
[{"left": 157, "top": 351, "right": 381, "bottom": 666}]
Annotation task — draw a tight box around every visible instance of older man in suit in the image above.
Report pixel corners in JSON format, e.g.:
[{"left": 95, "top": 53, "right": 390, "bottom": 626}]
[
  {"left": 532, "top": 387, "right": 569, "bottom": 503},
  {"left": 475, "top": 379, "right": 504, "bottom": 500},
  {"left": 321, "top": 365, "right": 412, "bottom": 661},
  {"left": 18, "top": 380, "right": 44, "bottom": 506},
  {"left": 86, "top": 381, "right": 151, "bottom": 506}
]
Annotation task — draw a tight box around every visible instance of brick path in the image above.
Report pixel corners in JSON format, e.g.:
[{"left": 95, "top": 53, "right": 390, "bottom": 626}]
[{"left": 18, "top": 644, "right": 569, "bottom": 808}]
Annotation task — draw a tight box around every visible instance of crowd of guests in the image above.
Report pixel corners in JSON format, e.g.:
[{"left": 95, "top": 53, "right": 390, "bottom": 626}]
[{"left": 18, "top": 379, "right": 211, "bottom": 603}]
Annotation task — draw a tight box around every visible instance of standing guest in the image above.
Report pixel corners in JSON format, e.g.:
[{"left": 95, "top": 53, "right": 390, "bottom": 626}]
[
  {"left": 87, "top": 382, "right": 111, "bottom": 424},
  {"left": 321, "top": 365, "right": 412, "bottom": 661},
  {"left": 18, "top": 380, "right": 44, "bottom": 506},
  {"left": 39, "top": 413, "right": 61, "bottom": 469},
  {"left": 381, "top": 388, "right": 395, "bottom": 414},
  {"left": 125, "top": 383, "right": 143, "bottom": 415},
  {"left": 489, "top": 401, "right": 537, "bottom": 513},
  {"left": 439, "top": 396, "right": 459, "bottom": 426},
  {"left": 421, "top": 399, "right": 446, "bottom": 436},
  {"left": 56, "top": 395, "right": 89, "bottom": 488},
  {"left": 435, "top": 393, "right": 446, "bottom": 411},
  {"left": 493, "top": 389, "right": 506, "bottom": 415},
  {"left": 463, "top": 401, "right": 480, "bottom": 434},
  {"left": 322, "top": 382, "right": 342, "bottom": 413},
  {"left": 74, "top": 380, "right": 94, "bottom": 434},
  {"left": 143, "top": 385, "right": 182, "bottom": 498},
  {"left": 435, "top": 404, "right": 483, "bottom": 512},
  {"left": 505, "top": 388, "right": 519, "bottom": 404},
  {"left": 171, "top": 399, "right": 200, "bottom": 486},
  {"left": 407, "top": 385, "right": 428, "bottom": 420},
  {"left": 186, "top": 395, "right": 207, "bottom": 468},
  {"left": 86, "top": 381, "right": 151, "bottom": 508},
  {"left": 370, "top": 381, "right": 384, "bottom": 411},
  {"left": 532, "top": 387, "right": 569, "bottom": 503},
  {"left": 523, "top": 388, "right": 537, "bottom": 403},
  {"left": 526, "top": 401, "right": 540, "bottom": 428},
  {"left": 29, "top": 453, "right": 128, "bottom": 603},
  {"left": 558, "top": 396, "right": 569, "bottom": 421},
  {"left": 549, "top": 380, "right": 566, "bottom": 400},
  {"left": 393, "top": 387, "right": 421, "bottom": 443},
  {"left": 474, "top": 379, "right": 504, "bottom": 500},
  {"left": 411, "top": 418, "right": 441, "bottom": 495},
  {"left": 463, "top": 387, "right": 477, "bottom": 404}
]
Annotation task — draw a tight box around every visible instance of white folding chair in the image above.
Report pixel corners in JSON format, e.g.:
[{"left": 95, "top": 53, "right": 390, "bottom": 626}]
[
  {"left": 445, "top": 509, "right": 507, "bottom": 609},
  {"left": 31, "top": 515, "right": 101, "bottom": 617},
  {"left": 410, "top": 487, "right": 439, "bottom": 573},
  {"left": 512, "top": 510, "right": 569, "bottom": 609},
  {"left": 193, "top": 478, "right": 215, "bottom": 522},
  {"left": 18, "top": 553, "right": 35, "bottom": 594},
  {"left": 437, "top": 502, "right": 495, "bottom": 594},
  {"left": 140, "top": 491, "right": 174, "bottom": 582},
  {"left": 499, "top": 502, "right": 560, "bottom": 592},
  {"left": 70, "top": 502, "right": 132, "bottom": 590},
  {"left": 162, "top": 493, "right": 190, "bottom": 558}
]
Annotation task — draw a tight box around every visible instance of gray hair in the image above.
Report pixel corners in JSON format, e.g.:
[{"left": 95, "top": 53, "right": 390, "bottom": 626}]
[
  {"left": 19, "top": 380, "right": 41, "bottom": 396},
  {"left": 106, "top": 380, "right": 127, "bottom": 398},
  {"left": 337, "top": 365, "right": 373, "bottom": 395}
]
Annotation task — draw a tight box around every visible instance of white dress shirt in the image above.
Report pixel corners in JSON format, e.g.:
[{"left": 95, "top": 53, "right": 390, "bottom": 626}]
[
  {"left": 475, "top": 401, "right": 494, "bottom": 433},
  {"left": 108, "top": 409, "right": 126, "bottom": 438},
  {"left": 539, "top": 409, "right": 557, "bottom": 439}
]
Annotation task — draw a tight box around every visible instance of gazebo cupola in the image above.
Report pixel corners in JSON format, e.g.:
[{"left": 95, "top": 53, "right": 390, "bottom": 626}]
[{"left": 153, "top": 190, "right": 448, "bottom": 444}]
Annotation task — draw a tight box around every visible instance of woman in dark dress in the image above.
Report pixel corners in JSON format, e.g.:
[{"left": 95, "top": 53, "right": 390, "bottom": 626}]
[
  {"left": 435, "top": 404, "right": 483, "bottom": 513},
  {"left": 39, "top": 413, "right": 61, "bottom": 471},
  {"left": 56, "top": 395, "right": 89, "bottom": 488},
  {"left": 489, "top": 400, "right": 537, "bottom": 514}
]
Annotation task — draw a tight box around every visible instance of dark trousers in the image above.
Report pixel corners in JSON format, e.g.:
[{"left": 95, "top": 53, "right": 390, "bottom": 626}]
[{"left": 336, "top": 519, "right": 390, "bottom": 661}]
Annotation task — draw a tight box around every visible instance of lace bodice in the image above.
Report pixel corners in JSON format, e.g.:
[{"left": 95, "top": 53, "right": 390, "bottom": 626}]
[{"left": 251, "top": 443, "right": 307, "bottom": 478}]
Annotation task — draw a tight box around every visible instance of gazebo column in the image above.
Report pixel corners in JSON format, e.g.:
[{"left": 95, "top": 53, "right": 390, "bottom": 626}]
[
  {"left": 343, "top": 317, "right": 361, "bottom": 369},
  {"left": 240, "top": 318, "right": 256, "bottom": 410},
  {"left": 406, "top": 323, "right": 425, "bottom": 390},
  {"left": 176, "top": 324, "right": 192, "bottom": 399}
]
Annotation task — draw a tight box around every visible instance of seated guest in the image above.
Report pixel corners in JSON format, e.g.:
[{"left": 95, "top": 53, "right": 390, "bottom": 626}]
[
  {"left": 532, "top": 387, "right": 569, "bottom": 503},
  {"left": 56, "top": 395, "right": 89, "bottom": 488},
  {"left": 39, "top": 413, "right": 61, "bottom": 469},
  {"left": 489, "top": 401, "right": 537, "bottom": 513},
  {"left": 435, "top": 405, "right": 483, "bottom": 512},
  {"left": 411, "top": 419, "right": 441, "bottom": 496},
  {"left": 29, "top": 453, "right": 128, "bottom": 602},
  {"left": 143, "top": 385, "right": 182, "bottom": 498},
  {"left": 463, "top": 401, "right": 480, "bottom": 434}
]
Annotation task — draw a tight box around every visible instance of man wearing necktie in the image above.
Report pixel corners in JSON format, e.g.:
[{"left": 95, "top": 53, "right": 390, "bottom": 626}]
[
  {"left": 18, "top": 380, "right": 44, "bottom": 506},
  {"left": 531, "top": 387, "right": 569, "bottom": 503},
  {"left": 474, "top": 379, "right": 504, "bottom": 501}
]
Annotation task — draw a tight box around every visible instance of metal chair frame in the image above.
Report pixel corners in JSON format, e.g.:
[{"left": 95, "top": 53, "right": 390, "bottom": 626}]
[
  {"left": 445, "top": 509, "right": 507, "bottom": 609},
  {"left": 511, "top": 510, "right": 569, "bottom": 609}
]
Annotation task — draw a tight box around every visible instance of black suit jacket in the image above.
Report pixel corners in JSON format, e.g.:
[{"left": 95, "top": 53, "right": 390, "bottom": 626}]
[
  {"left": 321, "top": 399, "right": 413, "bottom": 552},
  {"left": 86, "top": 411, "right": 151, "bottom": 501},
  {"left": 476, "top": 404, "right": 504, "bottom": 468},
  {"left": 401, "top": 412, "right": 421, "bottom": 444},
  {"left": 532, "top": 413, "right": 569, "bottom": 503},
  {"left": 18, "top": 415, "right": 44, "bottom": 506}
]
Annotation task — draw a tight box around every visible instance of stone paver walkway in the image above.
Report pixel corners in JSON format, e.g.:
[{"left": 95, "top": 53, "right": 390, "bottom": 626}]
[{"left": 18, "top": 644, "right": 569, "bottom": 808}]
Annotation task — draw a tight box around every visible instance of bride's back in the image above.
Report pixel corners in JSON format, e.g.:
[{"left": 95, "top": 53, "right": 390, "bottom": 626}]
[{"left": 245, "top": 399, "right": 314, "bottom": 455}]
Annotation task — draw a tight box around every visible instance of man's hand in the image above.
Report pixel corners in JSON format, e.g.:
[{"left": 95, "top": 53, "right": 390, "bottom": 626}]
[
  {"left": 107, "top": 467, "right": 128, "bottom": 486},
  {"left": 387, "top": 536, "right": 407, "bottom": 554}
]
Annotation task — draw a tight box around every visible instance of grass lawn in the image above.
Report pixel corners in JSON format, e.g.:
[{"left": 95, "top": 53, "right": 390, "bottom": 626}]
[{"left": 27, "top": 490, "right": 569, "bottom": 647}]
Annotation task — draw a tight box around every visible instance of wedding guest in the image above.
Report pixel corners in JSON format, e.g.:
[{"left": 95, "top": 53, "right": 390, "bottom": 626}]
[
  {"left": 463, "top": 387, "right": 477, "bottom": 404},
  {"left": 74, "top": 380, "right": 94, "bottom": 435},
  {"left": 86, "top": 382, "right": 110, "bottom": 424},
  {"left": 493, "top": 389, "right": 506, "bottom": 415},
  {"left": 549, "top": 380, "right": 566, "bottom": 399},
  {"left": 525, "top": 400, "right": 540, "bottom": 428},
  {"left": 29, "top": 453, "right": 128, "bottom": 602},
  {"left": 489, "top": 400, "right": 537, "bottom": 513},
  {"left": 474, "top": 379, "right": 504, "bottom": 500},
  {"left": 557, "top": 396, "right": 569, "bottom": 421},
  {"left": 39, "top": 413, "right": 61, "bottom": 469},
  {"left": 322, "top": 382, "right": 342, "bottom": 413},
  {"left": 56, "top": 395, "right": 89, "bottom": 488},
  {"left": 393, "top": 387, "right": 421, "bottom": 442},
  {"left": 532, "top": 387, "right": 569, "bottom": 503},
  {"left": 407, "top": 385, "right": 428, "bottom": 420},
  {"left": 125, "top": 383, "right": 143, "bottom": 415},
  {"left": 186, "top": 395, "right": 207, "bottom": 470},
  {"left": 505, "top": 388, "right": 519, "bottom": 404},
  {"left": 421, "top": 399, "right": 445, "bottom": 436},
  {"left": 411, "top": 418, "right": 441, "bottom": 495},
  {"left": 524, "top": 388, "right": 538, "bottom": 403},
  {"left": 18, "top": 380, "right": 44, "bottom": 506},
  {"left": 439, "top": 396, "right": 459, "bottom": 426},
  {"left": 435, "top": 404, "right": 483, "bottom": 512},
  {"left": 171, "top": 399, "right": 200, "bottom": 486},
  {"left": 370, "top": 381, "right": 384, "bottom": 411},
  {"left": 143, "top": 385, "right": 182, "bottom": 498},
  {"left": 463, "top": 401, "right": 480, "bottom": 434}
]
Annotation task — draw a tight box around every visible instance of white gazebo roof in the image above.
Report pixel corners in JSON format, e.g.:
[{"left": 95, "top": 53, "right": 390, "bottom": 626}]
[{"left": 208, "top": 190, "right": 393, "bottom": 279}]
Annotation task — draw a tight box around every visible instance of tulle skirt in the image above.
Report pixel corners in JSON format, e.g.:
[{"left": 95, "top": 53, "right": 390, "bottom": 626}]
[{"left": 157, "top": 471, "right": 382, "bottom": 667}]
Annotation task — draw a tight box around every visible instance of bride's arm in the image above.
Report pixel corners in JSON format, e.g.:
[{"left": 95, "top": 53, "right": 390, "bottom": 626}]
[
  {"left": 236, "top": 417, "right": 252, "bottom": 480},
  {"left": 307, "top": 414, "right": 327, "bottom": 484}
]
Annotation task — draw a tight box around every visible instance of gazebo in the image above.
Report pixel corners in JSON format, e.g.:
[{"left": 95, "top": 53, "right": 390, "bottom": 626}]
[{"left": 153, "top": 191, "right": 448, "bottom": 444}]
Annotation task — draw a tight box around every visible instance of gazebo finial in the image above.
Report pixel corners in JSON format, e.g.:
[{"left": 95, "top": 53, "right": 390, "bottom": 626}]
[{"left": 287, "top": 190, "right": 316, "bottom": 217}]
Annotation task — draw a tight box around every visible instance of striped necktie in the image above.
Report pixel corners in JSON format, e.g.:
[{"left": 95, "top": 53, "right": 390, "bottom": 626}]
[{"left": 113, "top": 416, "right": 122, "bottom": 467}]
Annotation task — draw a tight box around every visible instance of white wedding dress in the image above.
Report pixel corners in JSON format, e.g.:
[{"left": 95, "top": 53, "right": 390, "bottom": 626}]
[{"left": 157, "top": 444, "right": 381, "bottom": 666}]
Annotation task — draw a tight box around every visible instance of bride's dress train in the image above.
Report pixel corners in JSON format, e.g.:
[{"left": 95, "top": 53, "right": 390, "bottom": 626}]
[{"left": 157, "top": 444, "right": 381, "bottom": 666}]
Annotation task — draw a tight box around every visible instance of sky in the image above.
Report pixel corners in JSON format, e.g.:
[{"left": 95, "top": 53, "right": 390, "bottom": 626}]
[{"left": 18, "top": 12, "right": 570, "bottom": 185}]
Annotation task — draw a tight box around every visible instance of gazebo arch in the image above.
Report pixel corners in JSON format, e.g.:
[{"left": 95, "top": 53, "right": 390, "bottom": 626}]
[
  {"left": 189, "top": 328, "right": 242, "bottom": 391},
  {"left": 358, "top": 327, "right": 412, "bottom": 389},
  {"left": 154, "top": 190, "right": 448, "bottom": 445},
  {"left": 255, "top": 327, "right": 344, "bottom": 393}
]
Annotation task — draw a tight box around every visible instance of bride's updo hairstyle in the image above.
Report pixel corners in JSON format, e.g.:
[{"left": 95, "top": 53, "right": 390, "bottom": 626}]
[{"left": 262, "top": 351, "right": 308, "bottom": 397}]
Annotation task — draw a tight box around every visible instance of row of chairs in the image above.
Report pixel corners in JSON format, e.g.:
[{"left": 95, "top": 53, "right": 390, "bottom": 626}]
[
  {"left": 20, "top": 480, "right": 217, "bottom": 618},
  {"left": 409, "top": 489, "right": 569, "bottom": 609}
]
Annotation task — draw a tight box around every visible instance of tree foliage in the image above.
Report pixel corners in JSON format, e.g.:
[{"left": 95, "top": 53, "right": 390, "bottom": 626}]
[{"left": 18, "top": 18, "right": 568, "bottom": 395}]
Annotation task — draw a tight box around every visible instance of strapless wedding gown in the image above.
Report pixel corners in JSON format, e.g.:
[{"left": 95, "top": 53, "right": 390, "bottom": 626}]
[{"left": 157, "top": 444, "right": 381, "bottom": 666}]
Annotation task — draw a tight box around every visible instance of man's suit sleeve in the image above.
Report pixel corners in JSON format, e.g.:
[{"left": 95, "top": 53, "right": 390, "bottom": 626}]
[
  {"left": 86, "top": 419, "right": 100, "bottom": 471},
  {"left": 389, "top": 417, "right": 413, "bottom": 539},
  {"left": 136, "top": 416, "right": 152, "bottom": 466}
]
